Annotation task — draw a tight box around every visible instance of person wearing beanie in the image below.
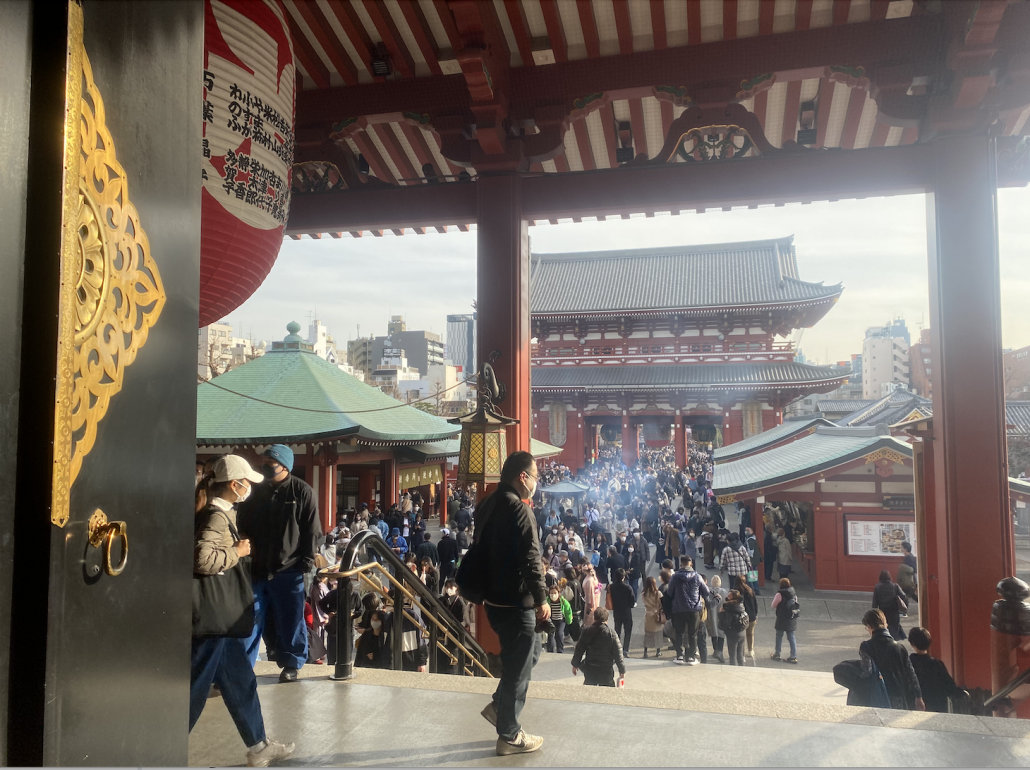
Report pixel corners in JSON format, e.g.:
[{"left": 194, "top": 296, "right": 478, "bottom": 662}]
[{"left": 237, "top": 444, "right": 322, "bottom": 683}]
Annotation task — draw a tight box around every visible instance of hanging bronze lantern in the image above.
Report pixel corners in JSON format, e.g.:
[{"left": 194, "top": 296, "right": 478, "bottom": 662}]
[{"left": 449, "top": 351, "right": 518, "bottom": 486}]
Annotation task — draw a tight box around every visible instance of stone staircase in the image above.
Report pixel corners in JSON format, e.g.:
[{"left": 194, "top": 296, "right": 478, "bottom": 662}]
[{"left": 189, "top": 657, "right": 1030, "bottom": 767}]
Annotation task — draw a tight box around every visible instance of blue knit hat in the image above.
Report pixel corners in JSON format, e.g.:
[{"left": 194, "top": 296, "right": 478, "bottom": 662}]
[{"left": 263, "top": 444, "right": 294, "bottom": 472}]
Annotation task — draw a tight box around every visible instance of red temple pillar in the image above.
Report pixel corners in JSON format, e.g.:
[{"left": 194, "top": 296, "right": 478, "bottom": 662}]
[
  {"left": 674, "top": 417, "right": 686, "bottom": 467},
  {"left": 926, "top": 134, "right": 1013, "bottom": 689},
  {"left": 564, "top": 410, "right": 584, "bottom": 473},
  {"left": 358, "top": 469, "right": 375, "bottom": 511},
  {"left": 379, "top": 457, "right": 397, "bottom": 510},
  {"left": 477, "top": 175, "right": 530, "bottom": 454},
  {"left": 590, "top": 423, "right": 599, "bottom": 464},
  {"left": 762, "top": 405, "right": 781, "bottom": 431},
  {"left": 724, "top": 408, "right": 744, "bottom": 445},
  {"left": 621, "top": 417, "right": 636, "bottom": 467}
]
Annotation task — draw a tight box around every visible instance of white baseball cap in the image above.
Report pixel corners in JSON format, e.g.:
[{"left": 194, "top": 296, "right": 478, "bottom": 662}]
[{"left": 212, "top": 455, "right": 263, "bottom": 484}]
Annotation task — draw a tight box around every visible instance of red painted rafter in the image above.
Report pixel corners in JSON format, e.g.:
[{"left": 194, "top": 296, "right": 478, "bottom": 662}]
[
  {"left": 571, "top": 120, "right": 595, "bottom": 170},
  {"left": 431, "top": 0, "right": 463, "bottom": 51},
  {"left": 396, "top": 0, "right": 443, "bottom": 75},
  {"left": 650, "top": 0, "right": 667, "bottom": 49},
  {"left": 392, "top": 228, "right": 404, "bottom": 236},
  {"left": 868, "top": 120, "right": 891, "bottom": 148},
  {"left": 687, "top": 0, "right": 702, "bottom": 45},
  {"left": 552, "top": 151, "right": 570, "bottom": 172},
  {"left": 291, "top": 0, "right": 359, "bottom": 85},
  {"left": 839, "top": 87, "right": 867, "bottom": 150},
  {"left": 577, "top": 0, "right": 601, "bottom": 59},
  {"left": 503, "top": 0, "right": 536, "bottom": 66},
  {"left": 833, "top": 0, "right": 852, "bottom": 26},
  {"left": 371, "top": 230, "right": 384, "bottom": 237},
  {"left": 815, "top": 77, "right": 835, "bottom": 148},
  {"left": 398, "top": 122, "right": 443, "bottom": 177},
  {"left": 349, "top": 231, "right": 362, "bottom": 237},
  {"left": 795, "top": 0, "right": 814, "bottom": 31},
  {"left": 278, "top": 0, "right": 331, "bottom": 89},
  {"left": 723, "top": 0, "right": 738, "bottom": 40},
  {"left": 329, "top": 232, "right": 343, "bottom": 238},
  {"left": 435, "top": 225, "right": 448, "bottom": 233},
  {"left": 539, "top": 0, "right": 568, "bottom": 62},
  {"left": 351, "top": 130, "right": 398, "bottom": 184},
  {"left": 362, "top": 0, "right": 416, "bottom": 79},
  {"left": 613, "top": 0, "right": 633, "bottom": 55},
  {"left": 759, "top": 0, "right": 775, "bottom": 35},
  {"left": 372, "top": 123, "right": 419, "bottom": 183},
  {"left": 599, "top": 101, "right": 620, "bottom": 167},
  {"left": 900, "top": 126, "right": 919, "bottom": 145},
  {"left": 325, "top": 0, "right": 377, "bottom": 70},
  {"left": 781, "top": 79, "right": 802, "bottom": 146},
  {"left": 629, "top": 97, "right": 648, "bottom": 159}
]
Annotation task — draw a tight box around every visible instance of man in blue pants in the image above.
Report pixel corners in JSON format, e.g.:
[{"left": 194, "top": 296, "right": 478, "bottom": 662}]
[{"left": 238, "top": 444, "right": 322, "bottom": 682}]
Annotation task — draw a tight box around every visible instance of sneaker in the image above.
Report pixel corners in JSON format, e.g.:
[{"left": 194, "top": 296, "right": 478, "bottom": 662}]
[
  {"left": 655, "top": 650, "right": 662, "bottom": 658},
  {"left": 247, "top": 739, "right": 295, "bottom": 767},
  {"left": 786, "top": 657, "right": 799, "bottom": 665},
  {"left": 673, "top": 656, "right": 686, "bottom": 665},
  {"left": 642, "top": 651, "right": 649, "bottom": 659},
  {"left": 770, "top": 653, "right": 782, "bottom": 661},
  {"left": 686, "top": 657, "right": 699, "bottom": 666},
  {"left": 278, "top": 668, "right": 298, "bottom": 683},
  {"left": 747, "top": 648, "right": 755, "bottom": 658},
  {"left": 496, "top": 730, "right": 544, "bottom": 756},
  {"left": 480, "top": 701, "right": 497, "bottom": 726}
]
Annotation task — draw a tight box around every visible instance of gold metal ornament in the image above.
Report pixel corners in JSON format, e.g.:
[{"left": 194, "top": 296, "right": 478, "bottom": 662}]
[
  {"left": 52, "top": 4, "right": 166, "bottom": 527},
  {"left": 87, "top": 509, "right": 129, "bottom": 576}
]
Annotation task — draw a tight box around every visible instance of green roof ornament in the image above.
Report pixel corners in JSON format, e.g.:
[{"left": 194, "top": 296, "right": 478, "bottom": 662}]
[{"left": 284, "top": 321, "right": 303, "bottom": 343}]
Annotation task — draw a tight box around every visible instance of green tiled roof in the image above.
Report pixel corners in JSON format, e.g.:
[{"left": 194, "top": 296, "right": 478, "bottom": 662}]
[
  {"left": 532, "top": 362, "right": 849, "bottom": 390},
  {"left": 1012, "top": 477, "right": 1030, "bottom": 497},
  {"left": 712, "top": 426, "right": 912, "bottom": 497},
  {"left": 531, "top": 236, "right": 842, "bottom": 315},
  {"left": 197, "top": 344, "right": 458, "bottom": 445},
  {"left": 713, "top": 417, "right": 836, "bottom": 462}
]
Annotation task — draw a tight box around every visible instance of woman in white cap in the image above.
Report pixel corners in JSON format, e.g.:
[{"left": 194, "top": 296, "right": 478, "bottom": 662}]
[{"left": 191, "top": 455, "right": 295, "bottom": 767}]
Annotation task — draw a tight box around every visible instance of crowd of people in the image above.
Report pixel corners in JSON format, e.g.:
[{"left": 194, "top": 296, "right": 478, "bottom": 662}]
[{"left": 190, "top": 437, "right": 966, "bottom": 763}]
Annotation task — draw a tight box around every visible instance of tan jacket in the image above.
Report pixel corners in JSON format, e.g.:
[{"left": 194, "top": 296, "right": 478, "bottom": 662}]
[{"left": 195, "top": 498, "right": 240, "bottom": 576}]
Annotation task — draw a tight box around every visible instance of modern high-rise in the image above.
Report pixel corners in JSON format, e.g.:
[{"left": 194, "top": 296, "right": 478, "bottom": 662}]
[
  {"left": 446, "top": 313, "right": 477, "bottom": 376},
  {"left": 346, "top": 316, "right": 444, "bottom": 377},
  {"left": 909, "top": 328, "right": 933, "bottom": 398},
  {"left": 862, "top": 323, "right": 910, "bottom": 399}
]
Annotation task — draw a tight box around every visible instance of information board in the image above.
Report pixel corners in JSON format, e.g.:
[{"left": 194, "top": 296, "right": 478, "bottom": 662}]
[{"left": 846, "top": 519, "right": 915, "bottom": 556}]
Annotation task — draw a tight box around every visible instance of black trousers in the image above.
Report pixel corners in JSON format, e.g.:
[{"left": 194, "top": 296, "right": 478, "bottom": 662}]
[
  {"left": 583, "top": 668, "right": 616, "bottom": 687},
  {"left": 613, "top": 612, "right": 633, "bottom": 653},
  {"left": 672, "top": 610, "right": 700, "bottom": 660}
]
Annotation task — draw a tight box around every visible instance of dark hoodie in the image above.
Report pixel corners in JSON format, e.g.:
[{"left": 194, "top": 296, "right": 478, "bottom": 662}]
[{"left": 718, "top": 599, "right": 750, "bottom": 635}]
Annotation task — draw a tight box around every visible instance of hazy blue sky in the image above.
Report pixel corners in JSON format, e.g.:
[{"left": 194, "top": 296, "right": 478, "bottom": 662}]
[{"left": 223, "top": 186, "right": 1029, "bottom": 365}]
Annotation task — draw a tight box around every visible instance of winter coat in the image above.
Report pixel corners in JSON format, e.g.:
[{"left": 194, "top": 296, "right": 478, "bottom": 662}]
[
  {"left": 667, "top": 568, "right": 710, "bottom": 614},
  {"left": 860, "top": 628, "right": 922, "bottom": 709},
  {"left": 572, "top": 622, "right": 626, "bottom": 678},
  {"left": 643, "top": 589, "right": 664, "bottom": 633},
  {"left": 774, "top": 586, "right": 799, "bottom": 633},
  {"left": 718, "top": 599, "right": 750, "bottom": 636},
  {"left": 194, "top": 501, "right": 241, "bottom": 575},
  {"left": 706, "top": 587, "right": 727, "bottom": 639},
  {"left": 237, "top": 473, "right": 322, "bottom": 578},
  {"left": 872, "top": 580, "right": 907, "bottom": 613},
  {"left": 474, "top": 484, "right": 547, "bottom": 608},
  {"left": 776, "top": 535, "right": 793, "bottom": 567}
]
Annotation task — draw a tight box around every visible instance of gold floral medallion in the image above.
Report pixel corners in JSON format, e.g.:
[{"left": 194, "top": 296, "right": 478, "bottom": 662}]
[{"left": 52, "top": 3, "right": 165, "bottom": 526}]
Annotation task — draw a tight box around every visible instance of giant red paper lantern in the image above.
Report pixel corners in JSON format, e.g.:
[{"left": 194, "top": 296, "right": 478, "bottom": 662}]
[{"left": 200, "top": 0, "right": 295, "bottom": 327}]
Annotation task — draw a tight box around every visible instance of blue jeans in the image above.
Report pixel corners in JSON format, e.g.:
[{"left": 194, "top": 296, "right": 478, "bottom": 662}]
[
  {"left": 485, "top": 605, "right": 541, "bottom": 741},
  {"left": 748, "top": 579, "right": 761, "bottom": 596},
  {"left": 775, "top": 629, "right": 797, "bottom": 658},
  {"left": 190, "top": 637, "right": 265, "bottom": 746},
  {"left": 628, "top": 578, "right": 639, "bottom": 602},
  {"left": 245, "top": 569, "right": 308, "bottom": 670}
]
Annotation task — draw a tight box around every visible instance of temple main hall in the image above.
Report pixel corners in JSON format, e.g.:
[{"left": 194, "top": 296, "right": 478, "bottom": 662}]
[{"left": 529, "top": 236, "right": 848, "bottom": 471}]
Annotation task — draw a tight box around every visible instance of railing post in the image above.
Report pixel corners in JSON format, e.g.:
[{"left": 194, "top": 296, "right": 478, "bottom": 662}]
[
  {"left": 457, "top": 647, "right": 466, "bottom": 676},
  {"left": 428, "top": 624, "right": 439, "bottom": 673},
  {"left": 990, "top": 577, "right": 1030, "bottom": 717},
  {"left": 391, "top": 576, "right": 404, "bottom": 670},
  {"left": 331, "top": 575, "right": 353, "bottom": 680}
]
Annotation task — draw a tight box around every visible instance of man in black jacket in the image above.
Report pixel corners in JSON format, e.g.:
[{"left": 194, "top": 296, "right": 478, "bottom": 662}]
[
  {"left": 571, "top": 607, "right": 626, "bottom": 686},
  {"left": 437, "top": 528, "right": 460, "bottom": 584},
  {"left": 474, "top": 452, "right": 548, "bottom": 756},
  {"left": 237, "top": 444, "right": 322, "bottom": 682}
]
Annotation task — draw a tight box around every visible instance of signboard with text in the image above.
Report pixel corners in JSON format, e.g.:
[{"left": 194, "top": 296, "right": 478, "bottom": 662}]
[{"left": 846, "top": 519, "right": 915, "bottom": 556}]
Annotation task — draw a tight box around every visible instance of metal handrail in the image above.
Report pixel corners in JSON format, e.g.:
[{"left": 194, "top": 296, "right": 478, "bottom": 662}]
[
  {"left": 352, "top": 566, "right": 492, "bottom": 677},
  {"left": 984, "top": 666, "right": 1030, "bottom": 712},
  {"left": 329, "top": 529, "right": 492, "bottom": 680}
]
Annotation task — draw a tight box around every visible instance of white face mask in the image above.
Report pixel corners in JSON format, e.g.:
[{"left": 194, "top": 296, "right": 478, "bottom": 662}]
[
  {"left": 370, "top": 620, "right": 382, "bottom": 630},
  {"left": 233, "top": 481, "right": 251, "bottom": 503},
  {"left": 445, "top": 588, "right": 456, "bottom": 597},
  {"left": 550, "top": 594, "right": 559, "bottom": 602},
  {"left": 628, "top": 547, "right": 634, "bottom": 553}
]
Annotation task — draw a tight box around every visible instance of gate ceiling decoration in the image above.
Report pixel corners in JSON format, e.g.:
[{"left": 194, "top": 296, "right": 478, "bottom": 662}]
[
  {"left": 200, "top": 0, "right": 295, "bottom": 327},
  {"left": 53, "top": 20, "right": 166, "bottom": 527}
]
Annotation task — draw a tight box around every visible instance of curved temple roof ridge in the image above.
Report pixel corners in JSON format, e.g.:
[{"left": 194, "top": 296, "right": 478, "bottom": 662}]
[{"left": 529, "top": 235, "right": 842, "bottom": 316}]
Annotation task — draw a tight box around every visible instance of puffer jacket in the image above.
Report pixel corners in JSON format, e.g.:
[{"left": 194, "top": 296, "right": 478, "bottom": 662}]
[
  {"left": 195, "top": 500, "right": 240, "bottom": 575},
  {"left": 717, "top": 599, "right": 750, "bottom": 635},
  {"left": 667, "top": 568, "right": 710, "bottom": 613},
  {"left": 571, "top": 622, "right": 626, "bottom": 677}
]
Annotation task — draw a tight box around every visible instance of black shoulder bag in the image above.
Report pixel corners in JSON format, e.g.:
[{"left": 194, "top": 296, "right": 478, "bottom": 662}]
[{"left": 192, "top": 510, "right": 255, "bottom": 638}]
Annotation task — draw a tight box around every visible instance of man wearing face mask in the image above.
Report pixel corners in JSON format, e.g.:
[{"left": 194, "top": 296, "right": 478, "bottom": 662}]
[
  {"left": 237, "top": 444, "right": 322, "bottom": 683},
  {"left": 473, "top": 452, "right": 548, "bottom": 756}
]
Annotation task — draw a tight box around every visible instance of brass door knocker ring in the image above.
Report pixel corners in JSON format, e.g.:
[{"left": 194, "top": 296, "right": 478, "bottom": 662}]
[{"left": 87, "top": 509, "right": 128, "bottom": 576}]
